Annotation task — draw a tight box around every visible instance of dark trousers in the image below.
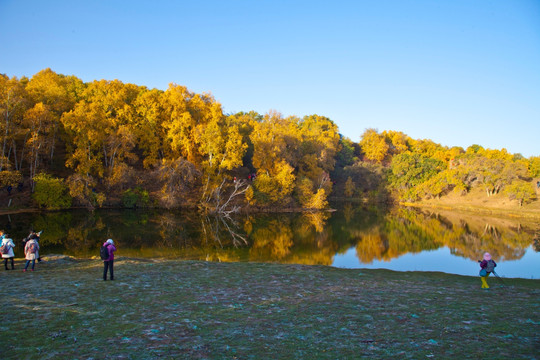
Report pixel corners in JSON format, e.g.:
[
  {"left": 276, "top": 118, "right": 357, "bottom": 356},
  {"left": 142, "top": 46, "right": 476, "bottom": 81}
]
[
  {"left": 103, "top": 260, "right": 114, "bottom": 280},
  {"left": 24, "top": 259, "right": 35, "bottom": 270},
  {"left": 4, "top": 257, "right": 14, "bottom": 269}
]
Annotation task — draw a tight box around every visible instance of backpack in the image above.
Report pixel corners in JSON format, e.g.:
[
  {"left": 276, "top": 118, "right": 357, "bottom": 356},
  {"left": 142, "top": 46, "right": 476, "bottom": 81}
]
[
  {"left": 485, "top": 260, "right": 496, "bottom": 273},
  {"left": 100, "top": 245, "right": 110, "bottom": 260},
  {"left": 28, "top": 242, "right": 37, "bottom": 254},
  {"left": 0, "top": 243, "right": 10, "bottom": 254}
]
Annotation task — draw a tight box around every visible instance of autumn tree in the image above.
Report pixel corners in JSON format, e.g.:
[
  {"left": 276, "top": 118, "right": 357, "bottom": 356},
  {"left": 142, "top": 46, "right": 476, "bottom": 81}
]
[
  {"left": 360, "top": 128, "right": 389, "bottom": 163},
  {"left": 249, "top": 112, "right": 298, "bottom": 205},
  {"left": 23, "top": 103, "right": 56, "bottom": 188},
  {"left": 294, "top": 115, "right": 340, "bottom": 207},
  {"left": 0, "top": 75, "right": 28, "bottom": 171},
  {"left": 251, "top": 160, "right": 296, "bottom": 205},
  {"left": 504, "top": 180, "right": 536, "bottom": 207},
  {"left": 389, "top": 152, "right": 444, "bottom": 193},
  {"left": 132, "top": 88, "right": 166, "bottom": 168},
  {"left": 61, "top": 79, "right": 141, "bottom": 201},
  {"left": 382, "top": 130, "right": 410, "bottom": 155},
  {"left": 26, "top": 68, "right": 84, "bottom": 164},
  {"left": 527, "top": 156, "right": 540, "bottom": 178}
]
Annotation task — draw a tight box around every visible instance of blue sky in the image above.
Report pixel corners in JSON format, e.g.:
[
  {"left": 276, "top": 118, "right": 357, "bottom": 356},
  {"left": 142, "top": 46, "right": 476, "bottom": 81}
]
[{"left": 1, "top": 0, "right": 539, "bottom": 157}]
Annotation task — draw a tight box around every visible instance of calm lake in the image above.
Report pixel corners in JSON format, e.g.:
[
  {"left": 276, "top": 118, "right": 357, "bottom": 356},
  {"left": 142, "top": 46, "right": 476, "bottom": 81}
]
[{"left": 2, "top": 205, "right": 539, "bottom": 279}]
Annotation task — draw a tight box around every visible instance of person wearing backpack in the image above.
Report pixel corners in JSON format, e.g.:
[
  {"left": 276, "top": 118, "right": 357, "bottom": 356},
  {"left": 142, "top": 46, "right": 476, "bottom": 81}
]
[
  {"left": 23, "top": 237, "right": 40, "bottom": 272},
  {"left": 479, "top": 252, "right": 497, "bottom": 289},
  {"left": 23, "top": 231, "right": 43, "bottom": 262},
  {"left": 1, "top": 236, "right": 16, "bottom": 270},
  {"left": 102, "top": 239, "right": 117, "bottom": 281}
]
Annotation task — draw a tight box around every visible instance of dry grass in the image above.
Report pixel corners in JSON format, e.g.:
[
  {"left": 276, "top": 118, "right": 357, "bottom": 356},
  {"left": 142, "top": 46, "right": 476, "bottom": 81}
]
[{"left": 1, "top": 256, "right": 539, "bottom": 359}]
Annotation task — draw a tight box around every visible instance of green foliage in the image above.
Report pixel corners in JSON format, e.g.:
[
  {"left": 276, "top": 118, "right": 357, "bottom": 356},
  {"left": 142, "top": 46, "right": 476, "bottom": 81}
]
[
  {"left": 352, "top": 162, "right": 386, "bottom": 192},
  {"left": 412, "top": 171, "right": 460, "bottom": 200},
  {"left": 32, "top": 173, "right": 72, "bottom": 209},
  {"left": 455, "top": 153, "right": 529, "bottom": 196},
  {"left": 122, "top": 187, "right": 150, "bottom": 208},
  {"left": 504, "top": 180, "right": 536, "bottom": 207},
  {"left": 336, "top": 137, "right": 358, "bottom": 168},
  {"left": 389, "top": 153, "right": 445, "bottom": 192}
]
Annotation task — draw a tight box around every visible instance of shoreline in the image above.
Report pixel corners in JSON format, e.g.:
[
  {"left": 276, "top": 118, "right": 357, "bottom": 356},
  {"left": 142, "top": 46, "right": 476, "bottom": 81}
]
[
  {"left": 2, "top": 202, "right": 539, "bottom": 220},
  {"left": 13, "top": 254, "right": 540, "bottom": 281},
  {"left": 400, "top": 202, "right": 540, "bottom": 221},
  {"left": 0, "top": 206, "right": 339, "bottom": 216}
]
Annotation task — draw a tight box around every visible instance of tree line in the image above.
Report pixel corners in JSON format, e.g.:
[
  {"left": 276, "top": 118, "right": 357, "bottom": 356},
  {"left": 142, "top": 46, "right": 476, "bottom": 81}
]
[{"left": 1, "top": 69, "right": 539, "bottom": 211}]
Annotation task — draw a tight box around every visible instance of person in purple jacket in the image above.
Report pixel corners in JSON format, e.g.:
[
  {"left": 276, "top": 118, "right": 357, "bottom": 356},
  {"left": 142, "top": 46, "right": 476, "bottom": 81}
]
[
  {"left": 103, "top": 239, "right": 117, "bottom": 281},
  {"left": 478, "top": 252, "right": 497, "bottom": 289}
]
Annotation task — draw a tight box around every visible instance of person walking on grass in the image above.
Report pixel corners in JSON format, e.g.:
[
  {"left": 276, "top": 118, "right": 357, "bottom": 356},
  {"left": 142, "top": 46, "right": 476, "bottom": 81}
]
[
  {"left": 23, "top": 236, "right": 40, "bottom": 272},
  {"left": 479, "top": 252, "right": 497, "bottom": 289},
  {"left": 1, "top": 236, "right": 15, "bottom": 270},
  {"left": 102, "top": 239, "right": 117, "bottom": 281}
]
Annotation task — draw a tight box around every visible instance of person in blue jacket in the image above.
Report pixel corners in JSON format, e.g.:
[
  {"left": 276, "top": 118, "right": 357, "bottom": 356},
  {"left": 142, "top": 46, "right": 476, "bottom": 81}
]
[{"left": 479, "top": 252, "right": 497, "bottom": 289}]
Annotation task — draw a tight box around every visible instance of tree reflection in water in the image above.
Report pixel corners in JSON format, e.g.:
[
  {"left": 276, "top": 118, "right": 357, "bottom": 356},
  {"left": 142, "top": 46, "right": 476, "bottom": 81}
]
[{"left": 1, "top": 206, "right": 537, "bottom": 271}]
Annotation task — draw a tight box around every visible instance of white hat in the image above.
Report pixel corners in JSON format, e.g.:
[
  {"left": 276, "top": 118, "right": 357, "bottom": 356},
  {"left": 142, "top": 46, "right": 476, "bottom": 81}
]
[{"left": 106, "top": 239, "right": 114, "bottom": 245}]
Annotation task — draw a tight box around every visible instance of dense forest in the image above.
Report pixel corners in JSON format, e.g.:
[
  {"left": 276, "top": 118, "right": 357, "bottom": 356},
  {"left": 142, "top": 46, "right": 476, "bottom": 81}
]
[{"left": 1, "top": 69, "right": 539, "bottom": 212}]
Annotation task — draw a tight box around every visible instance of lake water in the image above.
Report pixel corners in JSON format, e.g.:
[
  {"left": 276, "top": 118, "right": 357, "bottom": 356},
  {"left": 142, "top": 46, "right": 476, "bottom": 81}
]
[{"left": 2, "top": 205, "right": 539, "bottom": 279}]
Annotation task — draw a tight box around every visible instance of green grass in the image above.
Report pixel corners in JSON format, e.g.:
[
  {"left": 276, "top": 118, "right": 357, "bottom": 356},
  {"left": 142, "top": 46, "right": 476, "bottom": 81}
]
[{"left": 2, "top": 256, "right": 538, "bottom": 359}]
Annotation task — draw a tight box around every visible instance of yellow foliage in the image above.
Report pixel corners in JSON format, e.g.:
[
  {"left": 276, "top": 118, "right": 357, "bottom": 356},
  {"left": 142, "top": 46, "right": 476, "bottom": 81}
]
[
  {"left": 26, "top": 68, "right": 79, "bottom": 114},
  {"left": 307, "top": 188, "right": 328, "bottom": 209},
  {"left": 0, "top": 170, "right": 22, "bottom": 187},
  {"left": 253, "top": 161, "right": 296, "bottom": 204},
  {"left": 245, "top": 185, "right": 255, "bottom": 205},
  {"left": 360, "top": 128, "right": 389, "bottom": 163},
  {"left": 382, "top": 130, "right": 410, "bottom": 154},
  {"left": 274, "top": 160, "right": 296, "bottom": 197}
]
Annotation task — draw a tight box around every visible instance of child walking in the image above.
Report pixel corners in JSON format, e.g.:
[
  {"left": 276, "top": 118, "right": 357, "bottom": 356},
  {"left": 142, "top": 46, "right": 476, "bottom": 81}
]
[{"left": 479, "top": 252, "right": 497, "bottom": 289}]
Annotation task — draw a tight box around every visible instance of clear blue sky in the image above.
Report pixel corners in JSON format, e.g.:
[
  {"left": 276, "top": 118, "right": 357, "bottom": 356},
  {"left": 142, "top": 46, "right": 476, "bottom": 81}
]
[{"left": 1, "top": 0, "right": 539, "bottom": 157}]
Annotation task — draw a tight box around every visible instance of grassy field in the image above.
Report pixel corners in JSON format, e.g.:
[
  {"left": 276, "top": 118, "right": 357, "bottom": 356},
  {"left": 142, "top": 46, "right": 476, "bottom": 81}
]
[{"left": 1, "top": 256, "right": 538, "bottom": 359}]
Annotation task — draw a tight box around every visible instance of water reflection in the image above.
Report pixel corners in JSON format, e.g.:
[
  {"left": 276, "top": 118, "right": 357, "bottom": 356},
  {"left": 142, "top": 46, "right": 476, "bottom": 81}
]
[{"left": 1, "top": 206, "right": 538, "bottom": 278}]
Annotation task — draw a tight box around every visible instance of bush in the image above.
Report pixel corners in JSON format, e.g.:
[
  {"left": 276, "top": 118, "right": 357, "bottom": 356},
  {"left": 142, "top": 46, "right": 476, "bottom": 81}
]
[
  {"left": 122, "top": 187, "right": 150, "bottom": 208},
  {"left": 32, "top": 173, "right": 72, "bottom": 209}
]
